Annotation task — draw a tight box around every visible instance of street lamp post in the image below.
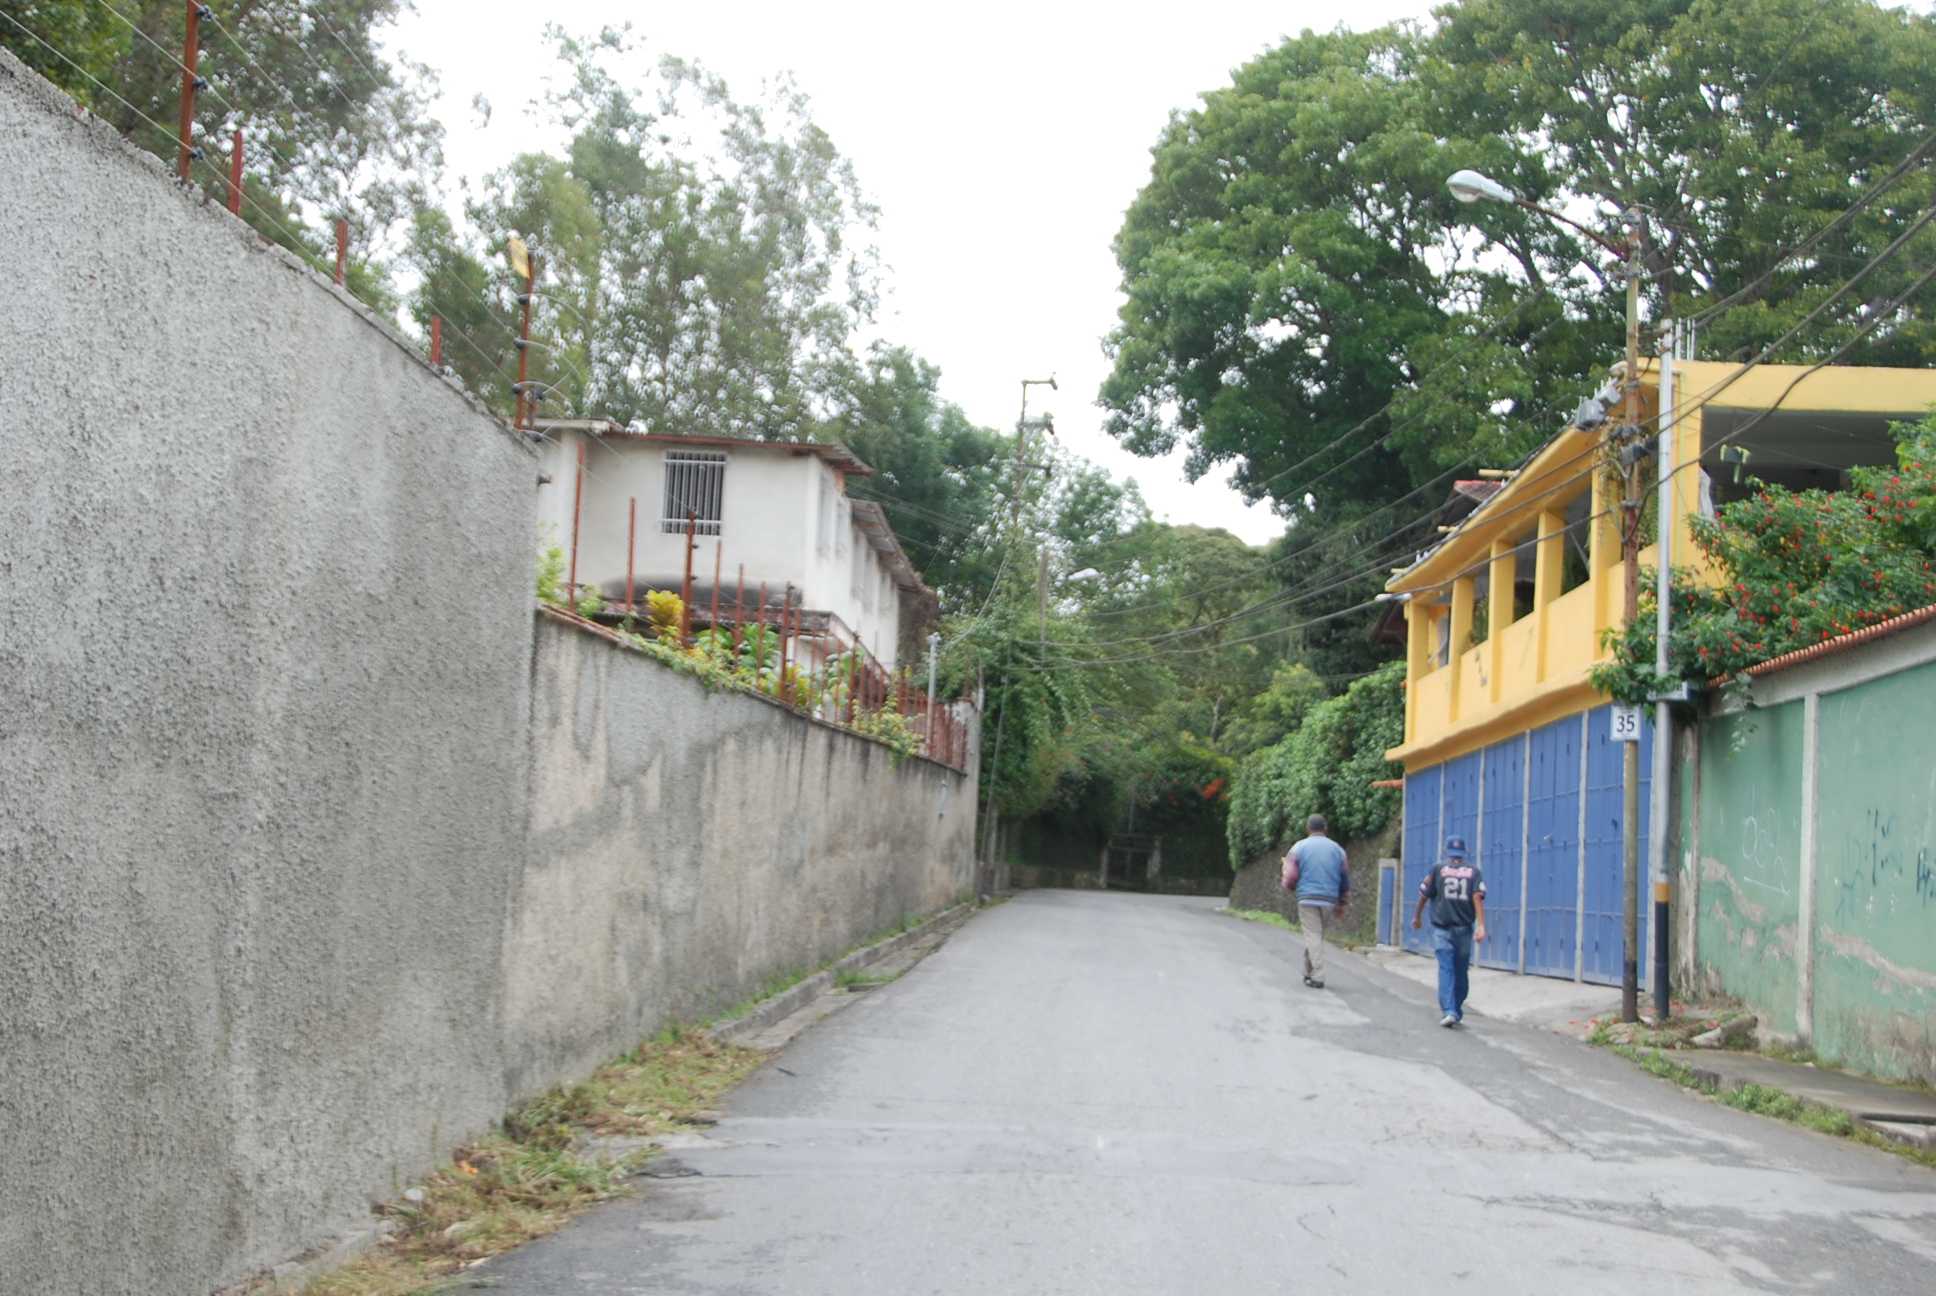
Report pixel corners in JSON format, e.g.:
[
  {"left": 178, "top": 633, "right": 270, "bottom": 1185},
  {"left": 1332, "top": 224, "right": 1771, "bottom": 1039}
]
[{"left": 1447, "top": 171, "right": 1651, "bottom": 1023}]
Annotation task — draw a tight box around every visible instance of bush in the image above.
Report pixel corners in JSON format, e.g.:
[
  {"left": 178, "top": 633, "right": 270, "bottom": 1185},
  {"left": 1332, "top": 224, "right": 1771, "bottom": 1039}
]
[{"left": 1225, "top": 662, "right": 1403, "bottom": 868}]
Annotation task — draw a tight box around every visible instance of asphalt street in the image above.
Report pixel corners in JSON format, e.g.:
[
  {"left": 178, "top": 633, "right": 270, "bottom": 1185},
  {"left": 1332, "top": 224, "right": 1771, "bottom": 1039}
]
[{"left": 482, "top": 890, "right": 1936, "bottom": 1294}]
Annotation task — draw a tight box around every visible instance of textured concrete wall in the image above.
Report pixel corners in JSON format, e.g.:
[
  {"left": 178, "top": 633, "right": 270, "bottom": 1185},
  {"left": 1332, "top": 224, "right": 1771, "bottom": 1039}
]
[
  {"left": 0, "top": 54, "right": 538, "bottom": 1294},
  {"left": 1813, "top": 658, "right": 1936, "bottom": 1083},
  {"left": 1692, "top": 625, "right": 1936, "bottom": 1084},
  {"left": 505, "top": 612, "right": 978, "bottom": 1095},
  {"left": 0, "top": 53, "right": 978, "bottom": 1294},
  {"left": 1692, "top": 703, "right": 1807, "bottom": 1036}
]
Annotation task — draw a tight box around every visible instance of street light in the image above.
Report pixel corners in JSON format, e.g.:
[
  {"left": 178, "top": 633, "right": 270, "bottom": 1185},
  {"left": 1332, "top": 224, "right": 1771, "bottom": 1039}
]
[{"left": 1447, "top": 169, "right": 1652, "bottom": 1025}]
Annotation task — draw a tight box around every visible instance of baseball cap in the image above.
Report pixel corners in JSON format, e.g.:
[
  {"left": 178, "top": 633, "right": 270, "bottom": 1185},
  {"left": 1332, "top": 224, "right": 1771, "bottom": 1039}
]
[{"left": 1444, "top": 836, "right": 1468, "bottom": 858}]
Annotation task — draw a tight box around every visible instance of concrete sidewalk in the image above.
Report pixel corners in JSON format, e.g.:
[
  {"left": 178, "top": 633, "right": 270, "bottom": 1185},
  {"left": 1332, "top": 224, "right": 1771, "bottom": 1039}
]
[
  {"left": 1354, "top": 941, "right": 1936, "bottom": 1152},
  {"left": 1671, "top": 1049, "right": 1936, "bottom": 1150},
  {"left": 1353, "top": 943, "right": 1623, "bottom": 1035}
]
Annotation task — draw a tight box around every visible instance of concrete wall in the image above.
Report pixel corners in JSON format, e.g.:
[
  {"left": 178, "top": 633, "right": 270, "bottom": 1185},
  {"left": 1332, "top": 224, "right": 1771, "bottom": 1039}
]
[
  {"left": 0, "top": 54, "right": 977, "bottom": 1295},
  {"left": 1689, "top": 620, "right": 1936, "bottom": 1084},
  {"left": 0, "top": 52, "right": 539, "bottom": 1295},
  {"left": 504, "top": 612, "right": 978, "bottom": 1094}
]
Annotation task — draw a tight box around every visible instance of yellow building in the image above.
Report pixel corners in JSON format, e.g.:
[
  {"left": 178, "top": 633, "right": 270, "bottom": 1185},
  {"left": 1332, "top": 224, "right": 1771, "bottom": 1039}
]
[{"left": 1382, "top": 358, "right": 1936, "bottom": 984}]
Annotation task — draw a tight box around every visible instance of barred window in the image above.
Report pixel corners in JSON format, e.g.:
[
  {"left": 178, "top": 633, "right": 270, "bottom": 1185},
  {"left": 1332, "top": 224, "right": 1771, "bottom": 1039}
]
[{"left": 661, "top": 451, "right": 725, "bottom": 535}]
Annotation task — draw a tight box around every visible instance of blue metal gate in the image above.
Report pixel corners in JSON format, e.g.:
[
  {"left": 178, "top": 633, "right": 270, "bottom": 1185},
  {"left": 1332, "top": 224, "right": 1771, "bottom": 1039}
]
[
  {"left": 1401, "top": 765, "right": 1441, "bottom": 954},
  {"left": 1477, "top": 734, "right": 1525, "bottom": 971},
  {"left": 1441, "top": 750, "right": 1482, "bottom": 862},
  {"left": 1581, "top": 704, "right": 1653, "bottom": 987},
  {"left": 1405, "top": 705, "right": 1660, "bottom": 984},
  {"left": 1523, "top": 713, "right": 1583, "bottom": 979}
]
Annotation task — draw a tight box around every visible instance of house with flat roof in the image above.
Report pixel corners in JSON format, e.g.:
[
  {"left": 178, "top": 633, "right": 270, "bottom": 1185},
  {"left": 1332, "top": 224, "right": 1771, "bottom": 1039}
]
[
  {"left": 1382, "top": 358, "right": 1936, "bottom": 987},
  {"left": 532, "top": 421, "right": 931, "bottom": 673}
]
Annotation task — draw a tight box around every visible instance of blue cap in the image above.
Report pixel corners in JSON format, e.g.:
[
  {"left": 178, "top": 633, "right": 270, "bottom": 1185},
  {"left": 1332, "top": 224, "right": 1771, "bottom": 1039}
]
[{"left": 1444, "top": 836, "right": 1468, "bottom": 858}]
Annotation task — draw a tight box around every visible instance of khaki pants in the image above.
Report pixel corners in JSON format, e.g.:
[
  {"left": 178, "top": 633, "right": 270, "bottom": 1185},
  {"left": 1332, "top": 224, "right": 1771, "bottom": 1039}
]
[{"left": 1299, "top": 903, "right": 1332, "bottom": 982}]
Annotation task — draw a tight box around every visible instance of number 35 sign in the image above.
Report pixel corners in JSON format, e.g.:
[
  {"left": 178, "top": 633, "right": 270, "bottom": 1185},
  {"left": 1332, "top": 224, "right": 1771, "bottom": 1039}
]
[{"left": 1610, "top": 704, "right": 1643, "bottom": 742}]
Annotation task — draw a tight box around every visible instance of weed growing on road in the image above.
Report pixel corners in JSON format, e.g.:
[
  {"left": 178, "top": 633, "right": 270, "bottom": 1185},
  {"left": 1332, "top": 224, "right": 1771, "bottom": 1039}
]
[
  {"left": 271, "top": 1027, "right": 764, "bottom": 1296},
  {"left": 1717, "top": 1082, "right": 1856, "bottom": 1137},
  {"left": 1605, "top": 1043, "right": 1936, "bottom": 1172},
  {"left": 1227, "top": 907, "right": 1297, "bottom": 930},
  {"left": 1610, "top": 1043, "right": 1705, "bottom": 1088}
]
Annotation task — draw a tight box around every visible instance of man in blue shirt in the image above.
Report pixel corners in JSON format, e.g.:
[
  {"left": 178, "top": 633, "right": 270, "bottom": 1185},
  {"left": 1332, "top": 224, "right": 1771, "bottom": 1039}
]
[
  {"left": 1411, "top": 836, "right": 1487, "bottom": 1027},
  {"left": 1281, "top": 814, "right": 1349, "bottom": 989}
]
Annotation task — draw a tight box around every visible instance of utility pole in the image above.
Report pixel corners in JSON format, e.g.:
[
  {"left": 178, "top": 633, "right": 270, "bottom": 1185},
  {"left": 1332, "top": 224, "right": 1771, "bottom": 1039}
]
[
  {"left": 1011, "top": 377, "right": 1057, "bottom": 529},
  {"left": 509, "top": 236, "right": 535, "bottom": 430},
  {"left": 927, "top": 630, "right": 941, "bottom": 706},
  {"left": 1037, "top": 545, "right": 1050, "bottom": 651},
  {"left": 1619, "top": 211, "right": 1644, "bottom": 1025}
]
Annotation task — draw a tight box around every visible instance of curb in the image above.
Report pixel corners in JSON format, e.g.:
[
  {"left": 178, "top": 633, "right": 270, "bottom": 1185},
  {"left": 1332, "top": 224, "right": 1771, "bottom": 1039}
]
[{"left": 707, "top": 901, "right": 979, "bottom": 1045}]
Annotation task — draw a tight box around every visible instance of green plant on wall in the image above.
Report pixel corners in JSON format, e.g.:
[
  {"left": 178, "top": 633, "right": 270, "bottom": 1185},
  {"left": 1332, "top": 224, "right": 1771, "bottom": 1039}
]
[
  {"left": 1225, "top": 662, "right": 1404, "bottom": 868},
  {"left": 536, "top": 537, "right": 568, "bottom": 605}
]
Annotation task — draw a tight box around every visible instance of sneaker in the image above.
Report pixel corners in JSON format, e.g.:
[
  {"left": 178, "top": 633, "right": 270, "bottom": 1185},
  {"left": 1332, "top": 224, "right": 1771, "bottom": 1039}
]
[
  {"left": 1440, "top": 1014, "right": 1459, "bottom": 1028},
  {"left": 1303, "top": 976, "right": 1325, "bottom": 989}
]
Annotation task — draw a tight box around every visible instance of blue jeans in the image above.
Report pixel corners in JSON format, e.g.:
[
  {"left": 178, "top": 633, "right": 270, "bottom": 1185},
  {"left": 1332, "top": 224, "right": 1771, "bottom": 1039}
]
[{"left": 1432, "top": 924, "right": 1474, "bottom": 1019}]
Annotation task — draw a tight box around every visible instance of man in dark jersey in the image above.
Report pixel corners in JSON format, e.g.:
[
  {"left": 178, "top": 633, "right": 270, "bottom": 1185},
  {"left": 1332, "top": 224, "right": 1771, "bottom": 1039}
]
[{"left": 1411, "top": 835, "right": 1487, "bottom": 1027}]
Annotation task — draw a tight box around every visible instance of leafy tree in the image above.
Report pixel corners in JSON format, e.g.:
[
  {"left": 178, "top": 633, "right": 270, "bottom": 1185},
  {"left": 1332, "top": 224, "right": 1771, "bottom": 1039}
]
[
  {"left": 413, "top": 27, "right": 879, "bottom": 439},
  {"left": 1220, "top": 660, "right": 1329, "bottom": 759},
  {"left": 0, "top": 2, "right": 122, "bottom": 99},
  {"left": 1105, "top": 0, "right": 1936, "bottom": 627},
  {"left": 826, "top": 346, "right": 1009, "bottom": 611}
]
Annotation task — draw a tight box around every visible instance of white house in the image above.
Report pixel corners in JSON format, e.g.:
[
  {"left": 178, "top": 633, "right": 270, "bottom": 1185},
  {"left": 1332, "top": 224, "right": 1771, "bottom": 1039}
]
[{"left": 532, "top": 420, "right": 930, "bottom": 672}]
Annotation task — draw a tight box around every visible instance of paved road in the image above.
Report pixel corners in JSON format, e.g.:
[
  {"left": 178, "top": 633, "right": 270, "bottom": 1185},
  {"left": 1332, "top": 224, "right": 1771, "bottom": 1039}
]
[{"left": 484, "top": 891, "right": 1936, "bottom": 1294}]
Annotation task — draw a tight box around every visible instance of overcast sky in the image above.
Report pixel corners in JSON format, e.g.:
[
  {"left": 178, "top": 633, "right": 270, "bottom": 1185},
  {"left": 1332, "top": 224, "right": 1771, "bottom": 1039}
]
[{"left": 387, "top": 1, "right": 1444, "bottom": 545}]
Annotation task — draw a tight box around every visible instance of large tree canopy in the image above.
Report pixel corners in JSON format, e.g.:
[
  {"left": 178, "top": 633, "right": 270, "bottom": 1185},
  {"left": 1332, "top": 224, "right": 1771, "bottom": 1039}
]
[
  {"left": 412, "top": 28, "right": 878, "bottom": 442},
  {"left": 1106, "top": 0, "right": 1936, "bottom": 536}
]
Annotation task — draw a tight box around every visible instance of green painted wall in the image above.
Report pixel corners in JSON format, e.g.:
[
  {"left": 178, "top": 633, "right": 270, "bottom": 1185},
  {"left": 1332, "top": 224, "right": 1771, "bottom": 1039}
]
[
  {"left": 1695, "top": 702, "right": 1806, "bottom": 1037},
  {"left": 1814, "top": 659, "right": 1936, "bottom": 1083}
]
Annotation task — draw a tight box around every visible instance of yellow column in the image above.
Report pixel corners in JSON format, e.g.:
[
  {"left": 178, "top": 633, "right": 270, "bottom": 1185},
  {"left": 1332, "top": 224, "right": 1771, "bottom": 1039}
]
[
  {"left": 1404, "top": 598, "right": 1429, "bottom": 744},
  {"left": 1488, "top": 539, "right": 1515, "bottom": 704},
  {"left": 1448, "top": 575, "right": 1475, "bottom": 721},
  {"left": 1534, "top": 511, "right": 1564, "bottom": 682},
  {"left": 1590, "top": 457, "right": 1620, "bottom": 635},
  {"left": 1673, "top": 406, "right": 1702, "bottom": 574}
]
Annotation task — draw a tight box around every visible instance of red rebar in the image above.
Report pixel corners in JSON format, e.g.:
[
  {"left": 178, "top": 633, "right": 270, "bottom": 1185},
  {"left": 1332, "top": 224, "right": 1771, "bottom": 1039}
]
[
  {"left": 430, "top": 315, "right": 443, "bottom": 367},
  {"left": 177, "top": 1, "right": 201, "bottom": 180},
  {"left": 780, "top": 585, "right": 793, "bottom": 705},
  {"left": 681, "top": 511, "right": 696, "bottom": 643},
  {"left": 734, "top": 564, "right": 746, "bottom": 655},
  {"left": 227, "top": 127, "right": 242, "bottom": 214},
  {"left": 710, "top": 540, "right": 722, "bottom": 640},
  {"left": 568, "top": 438, "right": 585, "bottom": 603},
  {"left": 757, "top": 582, "right": 770, "bottom": 683},
  {"left": 625, "top": 497, "right": 637, "bottom": 618},
  {"left": 335, "top": 218, "right": 347, "bottom": 285}
]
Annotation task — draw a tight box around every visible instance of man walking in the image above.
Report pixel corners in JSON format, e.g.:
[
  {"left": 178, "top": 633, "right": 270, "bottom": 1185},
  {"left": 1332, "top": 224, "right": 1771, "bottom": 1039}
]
[
  {"left": 1282, "top": 814, "right": 1348, "bottom": 989},
  {"left": 1411, "top": 835, "right": 1486, "bottom": 1027}
]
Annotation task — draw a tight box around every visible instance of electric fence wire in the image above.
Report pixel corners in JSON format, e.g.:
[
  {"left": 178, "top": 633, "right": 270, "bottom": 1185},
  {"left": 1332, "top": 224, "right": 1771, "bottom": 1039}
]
[
  {"left": 195, "top": 6, "right": 601, "bottom": 399},
  {"left": 21, "top": 11, "right": 1936, "bottom": 664}
]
